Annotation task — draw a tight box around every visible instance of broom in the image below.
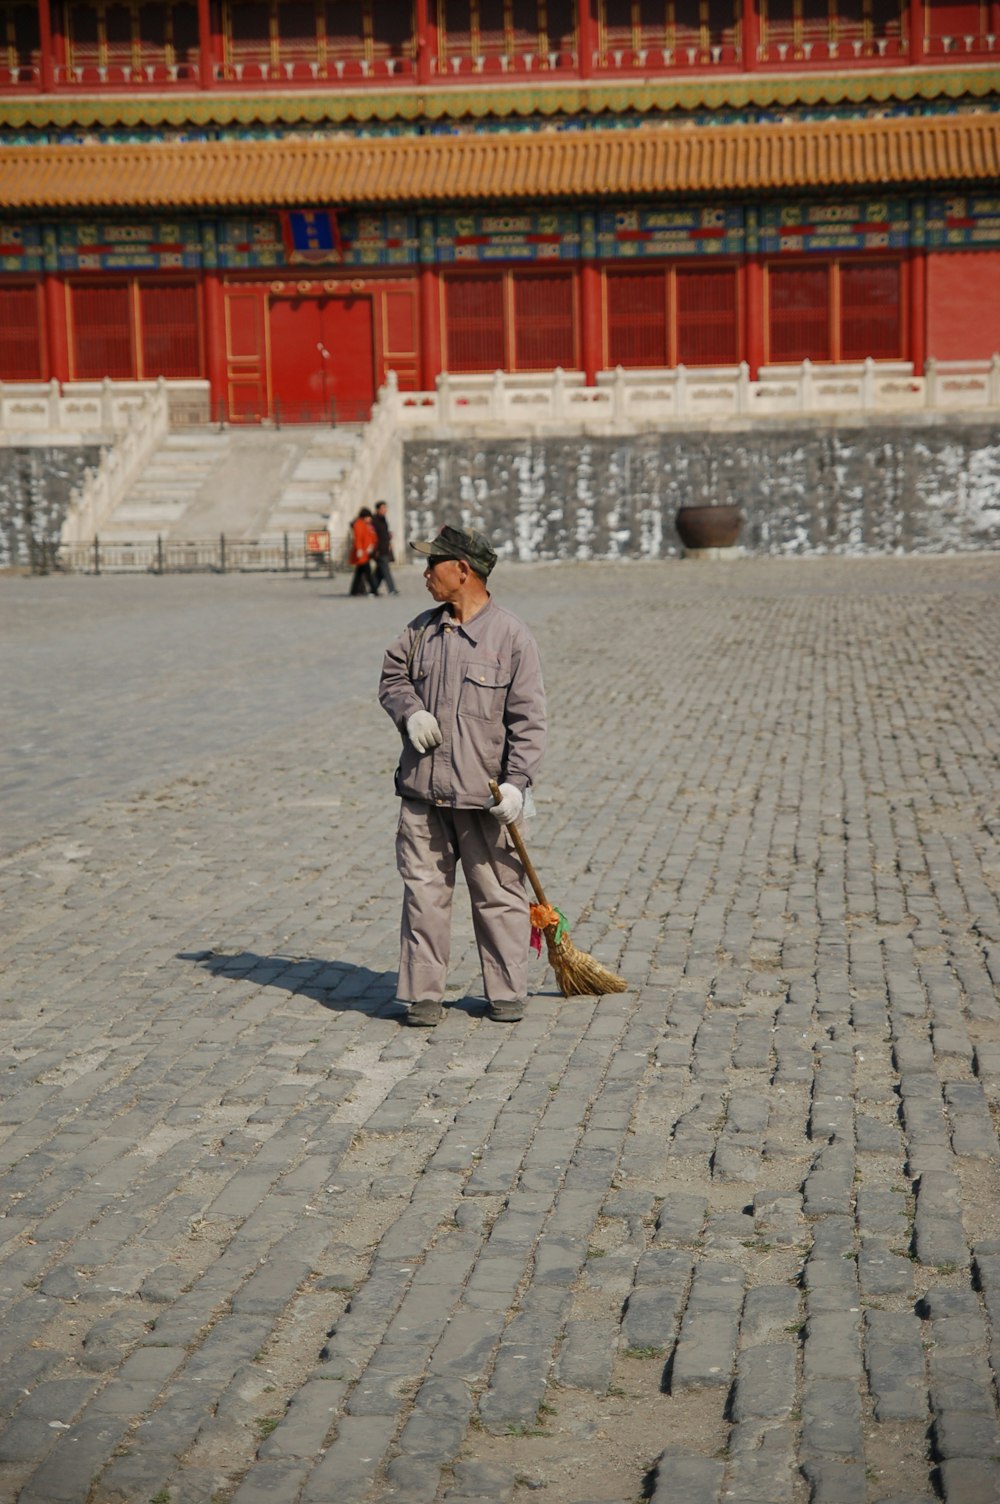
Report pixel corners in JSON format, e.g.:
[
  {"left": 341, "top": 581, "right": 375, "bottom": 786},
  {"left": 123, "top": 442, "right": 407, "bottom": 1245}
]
[{"left": 489, "top": 779, "right": 628, "bottom": 998}]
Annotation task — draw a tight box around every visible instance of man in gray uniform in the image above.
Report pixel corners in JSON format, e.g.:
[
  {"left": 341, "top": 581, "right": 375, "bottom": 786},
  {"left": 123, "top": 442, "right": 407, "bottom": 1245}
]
[{"left": 378, "top": 524, "right": 546, "bottom": 1026}]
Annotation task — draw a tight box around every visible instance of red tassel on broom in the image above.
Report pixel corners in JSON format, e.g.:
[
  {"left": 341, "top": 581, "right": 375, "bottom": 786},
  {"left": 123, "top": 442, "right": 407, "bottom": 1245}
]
[{"left": 489, "top": 780, "right": 628, "bottom": 999}]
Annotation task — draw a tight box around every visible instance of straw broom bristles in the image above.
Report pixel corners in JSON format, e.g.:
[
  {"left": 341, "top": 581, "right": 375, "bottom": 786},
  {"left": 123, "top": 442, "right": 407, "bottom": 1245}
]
[
  {"left": 489, "top": 781, "right": 628, "bottom": 999},
  {"left": 543, "top": 923, "right": 629, "bottom": 999}
]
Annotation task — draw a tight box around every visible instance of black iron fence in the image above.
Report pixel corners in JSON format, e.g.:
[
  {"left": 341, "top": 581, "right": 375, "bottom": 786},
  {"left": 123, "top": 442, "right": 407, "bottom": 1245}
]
[{"left": 54, "top": 533, "right": 340, "bottom": 576}]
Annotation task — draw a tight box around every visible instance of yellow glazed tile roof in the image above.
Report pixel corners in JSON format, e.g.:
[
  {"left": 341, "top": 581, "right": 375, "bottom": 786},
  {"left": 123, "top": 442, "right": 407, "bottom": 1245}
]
[
  {"left": 3, "top": 112, "right": 998, "bottom": 209},
  {"left": 0, "top": 64, "right": 998, "bottom": 128}
]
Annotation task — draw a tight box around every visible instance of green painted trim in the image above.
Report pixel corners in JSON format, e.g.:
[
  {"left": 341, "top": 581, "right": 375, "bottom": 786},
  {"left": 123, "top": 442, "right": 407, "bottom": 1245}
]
[{"left": 2, "top": 64, "right": 998, "bottom": 129}]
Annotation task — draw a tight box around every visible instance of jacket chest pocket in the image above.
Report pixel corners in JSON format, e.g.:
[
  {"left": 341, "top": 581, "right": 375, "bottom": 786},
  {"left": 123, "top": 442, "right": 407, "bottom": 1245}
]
[{"left": 459, "top": 662, "right": 510, "bottom": 720}]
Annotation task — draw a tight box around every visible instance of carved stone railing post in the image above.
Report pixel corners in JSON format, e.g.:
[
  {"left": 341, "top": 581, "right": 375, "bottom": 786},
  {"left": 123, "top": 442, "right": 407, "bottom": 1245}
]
[
  {"left": 924, "top": 356, "right": 938, "bottom": 408},
  {"left": 491, "top": 368, "right": 505, "bottom": 422}
]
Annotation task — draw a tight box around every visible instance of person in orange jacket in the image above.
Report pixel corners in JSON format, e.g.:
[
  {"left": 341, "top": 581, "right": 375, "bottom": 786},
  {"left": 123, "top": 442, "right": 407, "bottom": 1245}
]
[{"left": 349, "top": 507, "right": 378, "bottom": 596}]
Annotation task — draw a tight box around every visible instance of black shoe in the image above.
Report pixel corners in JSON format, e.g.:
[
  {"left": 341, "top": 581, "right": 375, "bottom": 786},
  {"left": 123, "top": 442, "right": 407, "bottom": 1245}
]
[
  {"left": 487, "top": 1000, "right": 524, "bottom": 1023},
  {"left": 405, "top": 999, "right": 443, "bottom": 1027}
]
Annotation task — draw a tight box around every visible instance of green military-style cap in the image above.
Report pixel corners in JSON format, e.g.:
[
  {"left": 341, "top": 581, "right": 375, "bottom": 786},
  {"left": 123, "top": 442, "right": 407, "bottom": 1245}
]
[{"left": 410, "top": 524, "right": 498, "bottom": 579}]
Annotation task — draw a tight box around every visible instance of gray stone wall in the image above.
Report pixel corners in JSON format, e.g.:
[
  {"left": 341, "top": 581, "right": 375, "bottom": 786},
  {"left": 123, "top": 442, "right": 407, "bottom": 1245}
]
[
  {"left": 0, "top": 446, "right": 100, "bottom": 570},
  {"left": 403, "top": 419, "right": 1000, "bottom": 558}
]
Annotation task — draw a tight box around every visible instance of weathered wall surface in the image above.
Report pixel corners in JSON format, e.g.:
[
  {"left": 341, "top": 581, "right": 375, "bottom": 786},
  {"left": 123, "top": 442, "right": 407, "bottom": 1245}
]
[
  {"left": 403, "top": 420, "right": 1000, "bottom": 558},
  {"left": 0, "top": 446, "right": 100, "bottom": 569}
]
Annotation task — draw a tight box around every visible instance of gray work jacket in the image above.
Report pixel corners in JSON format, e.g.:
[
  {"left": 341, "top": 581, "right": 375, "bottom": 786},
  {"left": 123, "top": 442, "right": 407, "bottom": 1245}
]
[{"left": 378, "top": 597, "right": 546, "bottom": 808}]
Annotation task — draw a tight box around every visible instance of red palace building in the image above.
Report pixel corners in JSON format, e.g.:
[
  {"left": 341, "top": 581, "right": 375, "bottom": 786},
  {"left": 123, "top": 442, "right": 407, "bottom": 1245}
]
[{"left": 0, "top": 0, "right": 998, "bottom": 423}]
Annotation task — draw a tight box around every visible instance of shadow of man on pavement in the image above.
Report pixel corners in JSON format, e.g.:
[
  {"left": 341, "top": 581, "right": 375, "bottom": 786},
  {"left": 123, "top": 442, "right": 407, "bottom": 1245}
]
[{"left": 177, "top": 949, "right": 404, "bottom": 1018}]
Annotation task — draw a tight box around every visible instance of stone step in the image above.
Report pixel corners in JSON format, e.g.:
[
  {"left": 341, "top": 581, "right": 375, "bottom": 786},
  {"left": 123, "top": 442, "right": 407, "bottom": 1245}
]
[
  {"left": 160, "top": 432, "right": 230, "bottom": 448},
  {"left": 127, "top": 481, "right": 204, "bottom": 497},
  {"left": 110, "top": 502, "right": 189, "bottom": 523}
]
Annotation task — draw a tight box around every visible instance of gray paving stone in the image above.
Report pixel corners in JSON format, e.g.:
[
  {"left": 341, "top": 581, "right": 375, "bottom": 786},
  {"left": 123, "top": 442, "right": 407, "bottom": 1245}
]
[
  {"left": 937, "top": 1458, "right": 1000, "bottom": 1504},
  {"left": 726, "top": 1421, "right": 798, "bottom": 1503},
  {"left": 654, "top": 1193, "right": 708, "bottom": 1246},
  {"left": 298, "top": 1412, "right": 399, "bottom": 1503},
  {"left": 257, "top": 1379, "right": 346, "bottom": 1458},
  {"left": 556, "top": 1318, "right": 618, "bottom": 1392},
  {"left": 651, "top": 1450, "right": 725, "bottom": 1503},
  {"left": 740, "top": 1285, "right": 801, "bottom": 1345},
  {"left": 230, "top": 1461, "right": 313, "bottom": 1504},
  {"left": 932, "top": 1408, "right": 1000, "bottom": 1460},
  {"left": 858, "top": 1238, "right": 914, "bottom": 1296},
  {"left": 730, "top": 1344, "right": 797, "bottom": 1421},
  {"left": 0, "top": 1377, "right": 99, "bottom": 1465},
  {"left": 863, "top": 1309, "right": 927, "bottom": 1422},
  {"left": 801, "top": 1457, "right": 868, "bottom": 1504},
  {"left": 621, "top": 1286, "right": 687, "bottom": 1353}
]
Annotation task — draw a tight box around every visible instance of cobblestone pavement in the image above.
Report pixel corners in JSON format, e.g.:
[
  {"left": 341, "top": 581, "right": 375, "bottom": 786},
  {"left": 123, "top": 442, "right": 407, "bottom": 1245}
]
[{"left": 2, "top": 556, "right": 1000, "bottom": 1504}]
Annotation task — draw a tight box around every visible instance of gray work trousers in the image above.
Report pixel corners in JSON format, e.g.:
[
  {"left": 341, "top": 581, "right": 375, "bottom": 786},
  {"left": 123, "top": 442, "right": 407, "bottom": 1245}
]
[{"left": 395, "top": 797, "right": 529, "bottom": 1005}]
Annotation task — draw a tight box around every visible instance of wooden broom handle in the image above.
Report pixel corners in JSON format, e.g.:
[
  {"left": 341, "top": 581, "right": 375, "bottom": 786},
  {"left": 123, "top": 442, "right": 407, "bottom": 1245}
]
[{"left": 489, "top": 779, "right": 549, "bottom": 907}]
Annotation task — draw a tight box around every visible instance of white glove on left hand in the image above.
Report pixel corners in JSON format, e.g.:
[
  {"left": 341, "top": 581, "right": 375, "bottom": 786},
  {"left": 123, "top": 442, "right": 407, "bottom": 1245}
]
[
  {"left": 406, "top": 710, "right": 442, "bottom": 753},
  {"left": 488, "top": 783, "right": 523, "bottom": 826}
]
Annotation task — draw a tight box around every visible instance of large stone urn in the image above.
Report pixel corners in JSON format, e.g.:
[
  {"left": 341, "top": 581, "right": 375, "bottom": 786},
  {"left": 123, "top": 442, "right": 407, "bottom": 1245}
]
[{"left": 675, "top": 503, "right": 743, "bottom": 558}]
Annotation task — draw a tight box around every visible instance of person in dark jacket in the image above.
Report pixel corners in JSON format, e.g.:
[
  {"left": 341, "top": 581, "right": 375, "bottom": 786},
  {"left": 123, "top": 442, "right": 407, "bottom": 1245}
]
[{"left": 371, "top": 501, "right": 399, "bottom": 596}]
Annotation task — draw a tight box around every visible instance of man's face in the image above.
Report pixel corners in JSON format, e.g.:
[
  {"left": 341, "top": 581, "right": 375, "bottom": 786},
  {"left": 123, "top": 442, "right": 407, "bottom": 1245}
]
[{"left": 424, "top": 556, "right": 465, "bottom": 603}]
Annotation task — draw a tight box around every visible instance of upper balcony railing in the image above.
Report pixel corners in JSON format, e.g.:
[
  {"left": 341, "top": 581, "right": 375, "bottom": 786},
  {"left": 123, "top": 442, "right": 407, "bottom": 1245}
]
[{"left": 4, "top": 0, "right": 999, "bottom": 97}]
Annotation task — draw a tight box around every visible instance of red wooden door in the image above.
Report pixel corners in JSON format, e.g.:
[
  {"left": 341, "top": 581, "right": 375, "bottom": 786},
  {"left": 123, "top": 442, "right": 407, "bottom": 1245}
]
[{"left": 268, "top": 294, "right": 375, "bottom": 423}]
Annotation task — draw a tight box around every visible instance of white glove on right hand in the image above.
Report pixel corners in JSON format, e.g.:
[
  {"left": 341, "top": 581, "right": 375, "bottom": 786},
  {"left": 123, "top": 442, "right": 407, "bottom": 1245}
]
[
  {"left": 406, "top": 710, "right": 443, "bottom": 753},
  {"left": 488, "top": 783, "right": 524, "bottom": 826}
]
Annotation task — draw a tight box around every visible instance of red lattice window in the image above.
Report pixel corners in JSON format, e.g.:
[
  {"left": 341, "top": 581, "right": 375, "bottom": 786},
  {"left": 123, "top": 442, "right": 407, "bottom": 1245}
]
[
  {"left": 323, "top": 0, "right": 366, "bottom": 58},
  {"left": 767, "top": 259, "right": 904, "bottom": 362},
  {"left": 138, "top": 282, "right": 202, "bottom": 377},
  {"left": 676, "top": 265, "right": 739, "bottom": 364},
  {"left": 444, "top": 273, "right": 505, "bottom": 372},
  {"left": 606, "top": 269, "right": 669, "bottom": 367},
  {"left": 763, "top": 0, "right": 904, "bottom": 52},
  {"left": 606, "top": 263, "right": 739, "bottom": 367},
  {"left": 70, "top": 284, "right": 134, "bottom": 378},
  {"left": 439, "top": 0, "right": 549, "bottom": 58},
  {"left": 512, "top": 271, "right": 576, "bottom": 370},
  {"left": 600, "top": 0, "right": 737, "bottom": 54},
  {"left": 0, "top": 283, "right": 44, "bottom": 379},
  {"left": 228, "top": 0, "right": 272, "bottom": 64},
  {"left": 768, "top": 263, "right": 830, "bottom": 362},
  {"left": 839, "top": 262, "right": 902, "bottom": 360},
  {"left": 0, "top": 3, "right": 40, "bottom": 78},
  {"left": 444, "top": 268, "right": 579, "bottom": 373},
  {"left": 547, "top": 0, "right": 576, "bottom": 50},
  {"left": 65, "top": 0, "right": 200, "bottom": 72}
]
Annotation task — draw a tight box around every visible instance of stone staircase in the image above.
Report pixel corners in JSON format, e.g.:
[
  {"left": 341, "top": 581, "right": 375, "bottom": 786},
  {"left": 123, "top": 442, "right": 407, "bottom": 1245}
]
[
  {"left": 94, "top": 431, "right": 231, "bottom": 540},
  {"left": 92, "top": 424, "right": 364, "bottom": 542},
  {"left": 258, "top": 426, "right": 363, "bottom": 541}
]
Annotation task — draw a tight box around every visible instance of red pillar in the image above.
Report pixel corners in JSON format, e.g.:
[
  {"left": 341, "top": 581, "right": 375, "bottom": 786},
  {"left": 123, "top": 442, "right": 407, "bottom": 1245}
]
[
  {"left": 580, "top": 262, "right": 601, "bottom": 383},
  {"left": 909, "top": 249, "right": 926, "bottom": 375},
  {"left": 197, "top": 0, "right": 215, "bottom": 86},
  {"left": 419, "top": 264, "right": 442, "bottom": 388},
  {"left": 742, "top": 0, "right": 760, "bottom": 68},
  {"left": 909, "top": 0, "right": 924, "bottom": 62},
  {"left": 745, "top": 257, "right": 765, "bottom": 376},
  {"left": 38, "top": 0, "right": 56, "bottom": 90},
  {"left": 203, "top": 271, "right": 227, "bottom": 420},
  {"left": 45, "top": 276, "right": 70, "bottom": 383},
  {"left": 577, "top": 0, "right": 596, "bottom": 75},
  {"left": 415, "top": 0, "right": 436, "bottom": 83}
]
